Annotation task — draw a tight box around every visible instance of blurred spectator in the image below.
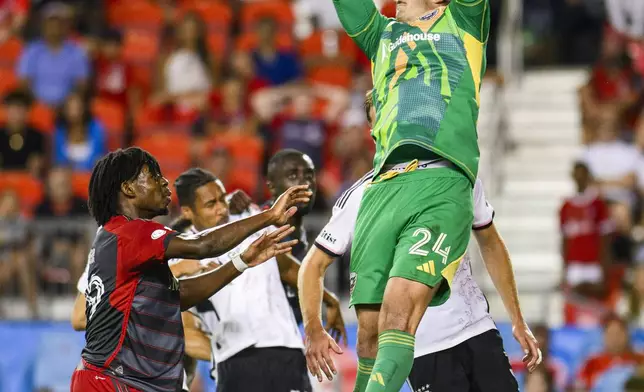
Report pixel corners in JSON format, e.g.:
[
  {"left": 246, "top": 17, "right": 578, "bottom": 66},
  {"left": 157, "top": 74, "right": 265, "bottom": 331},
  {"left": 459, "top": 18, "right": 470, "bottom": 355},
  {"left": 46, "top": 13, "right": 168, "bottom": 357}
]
[
  {"left": 582, "top": 109, "right": 639, "bottom": 208},
  {"left": 17, "top": 2, "right": 89, "bottom": 107},
  {"left": 618, "top": 265, "right": 644, "bottom": 325},
  {"left": 252, "top": 17, "right": 302, "bottom": 86},
  {"left": 560, "top": 161, "right": 614, "bottom": 327},
  {"left": 53, "top": 92, "right": 106, "bottom": 171},
  {"left": 605, "top": 0, "right": 644, "bottom": 39},
  {"left": 94, "top": 29, "right": 139, "bottom": 114},
  {"left": 34, "top": 166, "right": 88, "bottom": 292},
  {"left": 0, "top": 189, "right": 38, "bottom": 317},
  {"left": 153, "top": 12, "right": 216, "bottom": 121},
  {"left": 208, "top": 77, "right": 256, "bottom": 135},
  {"left": 255, "top": 86, "right": 350, "bottom": 194},
  {"left": 204, "top": 145, "right": 255, "bottom": 197},
  {"left": 0, "top": 89, "right": 47, "bottom": 176},
  {"left": 578, "top": 31, "right": 640, "bottom": 144},
  {"left": 0, "top": 0, "right": 28, "bottom": 42},
  {"left": 577, "top": 315, "right": 644, "bottom": 390},
  {"left": 270, "top": 89, "right": 327, "bottom": 169},
  {"left": 550, "top": 0, "right": 604, "bottom": 65}
]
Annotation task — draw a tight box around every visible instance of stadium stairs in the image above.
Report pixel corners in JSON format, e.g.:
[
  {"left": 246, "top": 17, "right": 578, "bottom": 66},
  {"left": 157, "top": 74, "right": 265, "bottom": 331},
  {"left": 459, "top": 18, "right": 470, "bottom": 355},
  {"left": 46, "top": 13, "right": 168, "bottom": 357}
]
[{"left": 478, "top": 69, "right": 588, "bottom": 326}]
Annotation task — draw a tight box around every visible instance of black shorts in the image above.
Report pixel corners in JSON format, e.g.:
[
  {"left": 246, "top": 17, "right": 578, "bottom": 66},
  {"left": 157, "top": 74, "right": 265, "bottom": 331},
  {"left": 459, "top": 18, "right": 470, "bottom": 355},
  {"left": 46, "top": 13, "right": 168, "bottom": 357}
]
[
  {"left": 216, "top": 346, "right": 312, "bottom": 392},
  {"left": 407, "top": 329, "right": 518, "bottom": 392}
]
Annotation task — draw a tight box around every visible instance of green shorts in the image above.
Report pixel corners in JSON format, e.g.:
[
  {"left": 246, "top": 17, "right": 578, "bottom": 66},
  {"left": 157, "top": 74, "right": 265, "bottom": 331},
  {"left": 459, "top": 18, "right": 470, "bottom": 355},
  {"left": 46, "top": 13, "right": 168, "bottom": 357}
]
[{"left": 349, "top": 166, "right": 473, "bottom": 307}]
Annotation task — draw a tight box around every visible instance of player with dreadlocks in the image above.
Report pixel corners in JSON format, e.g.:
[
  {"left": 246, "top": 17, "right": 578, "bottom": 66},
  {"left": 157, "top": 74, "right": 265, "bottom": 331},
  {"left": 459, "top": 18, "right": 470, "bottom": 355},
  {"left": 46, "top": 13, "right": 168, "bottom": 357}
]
[{"left": 71, "top": 147, "right": 311, "bottom": 392}]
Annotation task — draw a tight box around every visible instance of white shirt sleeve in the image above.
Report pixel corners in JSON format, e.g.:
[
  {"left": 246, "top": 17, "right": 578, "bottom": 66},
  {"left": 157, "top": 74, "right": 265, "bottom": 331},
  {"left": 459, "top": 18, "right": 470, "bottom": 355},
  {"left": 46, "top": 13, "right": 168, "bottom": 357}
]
[
  {"left": 77, "top": 261, "right": 89, "bottom": 293},
  {"left": 314, "top": 176, "right": 370, "bottom": 256},
  {"left": 472, "top": 178, "right": 494, "bottom": 229}
]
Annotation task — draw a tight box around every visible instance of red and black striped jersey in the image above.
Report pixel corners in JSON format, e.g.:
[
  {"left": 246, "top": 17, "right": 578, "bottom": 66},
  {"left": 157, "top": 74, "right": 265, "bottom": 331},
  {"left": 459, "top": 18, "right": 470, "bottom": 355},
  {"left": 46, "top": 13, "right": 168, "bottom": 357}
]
[{"left": 81, "top": 216, "right": 183, "bottom": 392}]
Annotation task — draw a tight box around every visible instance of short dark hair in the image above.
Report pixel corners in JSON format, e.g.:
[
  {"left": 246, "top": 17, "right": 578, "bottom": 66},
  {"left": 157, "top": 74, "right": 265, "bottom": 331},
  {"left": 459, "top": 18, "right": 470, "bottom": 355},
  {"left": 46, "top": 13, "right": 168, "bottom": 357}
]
[
  {"left": 3, "top": 89, "right": 33, "bottom": 107},
  {"left": 573, "top": 161, "right": 589, "bottom": 172},
  {"left": 266, "top": 149, "right": 308, "bottom": 182},
  {"left": 364, "top": 90, "right": 374, "bottom": 125},
  {"left": 174, "top": 168, "right": 218, "bottom": 207},
  {"left": 101, "top": 28, "right": 123, "bottom": 44},
  {"left": 88, "top": 147, "right": 162, "bottom": 226}
]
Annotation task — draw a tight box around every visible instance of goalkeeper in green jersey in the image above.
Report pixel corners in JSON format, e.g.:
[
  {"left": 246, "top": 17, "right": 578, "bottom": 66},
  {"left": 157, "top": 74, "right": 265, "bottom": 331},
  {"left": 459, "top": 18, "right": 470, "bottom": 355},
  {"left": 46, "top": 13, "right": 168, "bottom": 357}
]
[{"left": 325, "top": 1, "right": 491, "bottom": 391}]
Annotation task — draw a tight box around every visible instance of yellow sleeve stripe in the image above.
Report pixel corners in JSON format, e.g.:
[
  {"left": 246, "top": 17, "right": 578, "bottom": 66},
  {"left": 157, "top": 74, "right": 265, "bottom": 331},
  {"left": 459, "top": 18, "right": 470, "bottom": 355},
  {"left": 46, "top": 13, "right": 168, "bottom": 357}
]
[
  {"left": 378, "top": 337, "right": 416, "bottom": 348},
  {"left": 379, "top": 330, "right": 415, "bottom": 341},
  {"left": 358, "top": 364, "right": 374, "bottom": 373},
  {"left": 347, "top": 11, "right": 379, "bottom": 38}
]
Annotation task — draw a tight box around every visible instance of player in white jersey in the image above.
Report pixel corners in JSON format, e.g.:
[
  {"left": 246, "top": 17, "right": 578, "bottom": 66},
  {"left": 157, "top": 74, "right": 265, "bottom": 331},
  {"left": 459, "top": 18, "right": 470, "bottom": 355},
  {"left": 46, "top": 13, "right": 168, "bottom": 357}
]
[
  {"left": 170, "top": 167, "right": 343, "bottom": 392},
  {"left": 298, "top": 94, "right": 542, "bottom": 392}
]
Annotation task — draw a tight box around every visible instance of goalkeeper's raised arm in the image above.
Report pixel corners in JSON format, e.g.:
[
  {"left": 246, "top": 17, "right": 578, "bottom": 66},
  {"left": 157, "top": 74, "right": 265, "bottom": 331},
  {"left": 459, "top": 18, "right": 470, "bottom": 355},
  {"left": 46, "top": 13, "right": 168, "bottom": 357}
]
[{"left": 331, "top": 0, "right": 389, "bottom": 60}]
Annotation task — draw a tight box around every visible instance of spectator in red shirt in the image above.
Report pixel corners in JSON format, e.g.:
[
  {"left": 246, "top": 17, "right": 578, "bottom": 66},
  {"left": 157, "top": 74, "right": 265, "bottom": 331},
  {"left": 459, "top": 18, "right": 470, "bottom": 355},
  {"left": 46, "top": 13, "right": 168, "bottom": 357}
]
[
  {"left": 560, "top": 161, "right": 614, "bottom": 326},
  {"left": 577, "top": 314, "right": 644, "bottom": 390},
  {"left": 94, "top": 29, "right": 139, "bottom": 115},
  {"left": 579, "top": 31, "right": 640, "bottom": 144}
]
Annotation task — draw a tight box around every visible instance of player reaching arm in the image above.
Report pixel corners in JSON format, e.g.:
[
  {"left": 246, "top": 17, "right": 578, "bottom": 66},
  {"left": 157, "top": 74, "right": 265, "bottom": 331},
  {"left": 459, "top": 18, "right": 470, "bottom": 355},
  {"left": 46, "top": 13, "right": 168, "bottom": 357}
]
[{"left": 474, "top": 222, "right": 542, "bottom": 371}]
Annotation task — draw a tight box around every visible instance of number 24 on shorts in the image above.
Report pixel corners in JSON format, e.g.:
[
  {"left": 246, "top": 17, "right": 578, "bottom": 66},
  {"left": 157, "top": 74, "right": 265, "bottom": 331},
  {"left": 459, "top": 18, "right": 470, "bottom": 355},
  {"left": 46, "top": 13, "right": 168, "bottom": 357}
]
[{"left": 408, "top": 229, "right": 451, "bottom": 264}]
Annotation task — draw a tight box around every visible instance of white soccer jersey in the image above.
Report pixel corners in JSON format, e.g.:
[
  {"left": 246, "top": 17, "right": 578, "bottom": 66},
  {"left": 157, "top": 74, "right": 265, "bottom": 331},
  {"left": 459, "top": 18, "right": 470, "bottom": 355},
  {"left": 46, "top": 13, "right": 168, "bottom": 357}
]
[
  {"left": 177, "top": 207, "right": 304, "bottom": 368},
  {"left": 315, "top": 175, "right": 497, "bottom": 357}
]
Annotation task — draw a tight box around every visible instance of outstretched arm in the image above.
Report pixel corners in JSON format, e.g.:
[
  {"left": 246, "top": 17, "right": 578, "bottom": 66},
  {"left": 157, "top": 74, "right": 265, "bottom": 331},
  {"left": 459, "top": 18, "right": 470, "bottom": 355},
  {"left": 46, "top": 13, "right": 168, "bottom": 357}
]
[
  {"left": 298, "top": 246, "right": 346, "bottom": 382},
  {"left": 474, "top": 223, "right": 541, "bottom": 372},
  {"left": 166, "top": 185, "right": 311, "bottom": 260},
  {"left": 449, "top": 0, "right": 491, "bottom": 42},
  {"left": 179, "top": 226, "right": 297, "bottom": 310},
  {"left": 332, "top": 0, "right": 388, "bottom": 60}
]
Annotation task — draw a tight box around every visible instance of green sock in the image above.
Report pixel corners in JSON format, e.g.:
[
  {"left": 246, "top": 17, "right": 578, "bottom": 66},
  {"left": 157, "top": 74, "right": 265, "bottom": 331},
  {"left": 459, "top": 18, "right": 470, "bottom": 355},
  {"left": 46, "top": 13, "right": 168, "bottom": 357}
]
[
  {"left": 353, "top": 357, "right": 376, "bottom": 392},
  {"left": 365, "top": 330, "right": 415, "bottom": 392}
]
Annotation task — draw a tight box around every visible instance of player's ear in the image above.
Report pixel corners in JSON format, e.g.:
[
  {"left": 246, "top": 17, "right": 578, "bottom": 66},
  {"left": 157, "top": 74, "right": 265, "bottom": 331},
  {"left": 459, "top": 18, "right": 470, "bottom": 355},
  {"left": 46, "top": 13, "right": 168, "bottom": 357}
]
[{"left": 121, "top": 181, "right": 136, "bottom": 198}]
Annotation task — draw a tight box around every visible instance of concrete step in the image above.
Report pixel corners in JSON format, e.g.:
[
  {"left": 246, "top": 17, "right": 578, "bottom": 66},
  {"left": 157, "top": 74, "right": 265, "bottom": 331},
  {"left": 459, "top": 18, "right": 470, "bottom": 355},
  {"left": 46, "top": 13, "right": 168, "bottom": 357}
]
[
  {"left": 503, "top": 179, "right": 574, "bottom": 198},
  {"left": 507, "top": 126, "right": 580, "bottom": 145},
  {"left": 495, "top": 215, "right": 558, "bottom": 232},
  {"left": 496, "top": 196, "right": 562, "bottom": 217},
  {"left": 509, "top": 144, "right": 584, "bottom": 160},
  {"left": 518, "top": 69, "right": 588, "bottom": 92},
  {"left": 507, "top": 93, "right": 579, "bottom": 110}
]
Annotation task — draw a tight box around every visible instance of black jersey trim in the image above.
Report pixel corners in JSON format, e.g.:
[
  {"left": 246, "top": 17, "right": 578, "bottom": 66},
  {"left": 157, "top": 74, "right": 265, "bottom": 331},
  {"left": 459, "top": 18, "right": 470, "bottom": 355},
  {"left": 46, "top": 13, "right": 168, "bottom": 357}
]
[
  {"left": 314, "top": 241, "right": 342, "bottom": 258},
  {"left": 335, "top": 170, "right": 374, "bottom": 209},
  {"left": 472, "top": 211, "right": 495, "bottom": 231}
]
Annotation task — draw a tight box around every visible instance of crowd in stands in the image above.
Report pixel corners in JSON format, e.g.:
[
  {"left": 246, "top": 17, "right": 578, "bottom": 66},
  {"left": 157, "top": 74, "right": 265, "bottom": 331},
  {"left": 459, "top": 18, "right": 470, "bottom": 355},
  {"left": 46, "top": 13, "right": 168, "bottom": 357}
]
[
  {"left": 552, "top": 0, "right": 644, "bottom": 390},
  {"left": 0, "top": 0, "right": 394, "bottom": 313}
]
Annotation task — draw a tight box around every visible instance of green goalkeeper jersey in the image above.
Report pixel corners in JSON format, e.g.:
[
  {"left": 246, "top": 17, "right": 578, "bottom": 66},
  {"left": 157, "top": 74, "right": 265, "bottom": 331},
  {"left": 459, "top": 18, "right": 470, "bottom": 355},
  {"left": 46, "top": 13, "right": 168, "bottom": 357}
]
[{"left": 333, "top": 0, "right": 490, "bottom": 182}]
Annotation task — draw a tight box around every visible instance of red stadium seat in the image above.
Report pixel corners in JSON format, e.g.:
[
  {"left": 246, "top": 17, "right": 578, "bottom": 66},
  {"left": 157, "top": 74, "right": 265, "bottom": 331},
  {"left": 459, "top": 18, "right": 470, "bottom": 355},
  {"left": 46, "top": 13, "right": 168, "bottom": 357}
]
[
  {"left": 207, "top": 32, "right": 228, "bottom": 54},
  {"left": 0, "top": 171, "right": 43, "bottom": 214},
  {"left": 299, "top": 30, "right": 357, "bottom": 88},
  {"left": 241, "top": 1, "right": 294, "bottom": 30},
  {"left": 135, "top": 133, "right": 192, "bottom": 171},
  {"left": 0, "top": 38, "right": 23, "bottom": 67},
  {"left": 0, "top": 68, "right": 18, "bottom": 96},
  {"left": 208, "top": 133, "right": 264, "bottom": 195},
  {"left": 180, "top": 1, "right": 232, "bottom": 31},
  {"left": 108, "top": 1, "right": 164, "bottom": 29},
  {"left": 28, "top": 103, "right": 55, "bottom": 133},
  {"left": 122, "top": 28, "right": 160, "bottom": 65},
  {"left": 71, "top": 172, "right": 92, "bottom": 199},
  {"left": 92, "top": 99, "right": 126, "bottom": 150}
]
